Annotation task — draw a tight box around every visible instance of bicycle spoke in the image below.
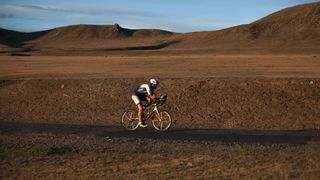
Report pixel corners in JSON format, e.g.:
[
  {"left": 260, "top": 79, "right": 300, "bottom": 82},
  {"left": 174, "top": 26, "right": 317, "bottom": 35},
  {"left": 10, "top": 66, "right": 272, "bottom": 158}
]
[
  {"left": 121, "top": 110, "right": 140, "bottom": 131},
  {"left": 156, "top": 120, "right": 161, "bottom": 127},
  {"left": 125, "top": 112, "right": 132, "bottom": 121},
  {"left": 129, "top": 112, "right": 133, "bottom": 119},
  {"left": 151, "top": 111, "right": 172, "bottom": 131}
]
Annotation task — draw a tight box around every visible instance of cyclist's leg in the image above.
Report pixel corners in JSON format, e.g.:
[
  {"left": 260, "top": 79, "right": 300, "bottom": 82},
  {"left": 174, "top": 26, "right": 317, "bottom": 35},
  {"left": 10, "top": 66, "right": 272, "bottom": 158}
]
[
  {"left": 132, "top": 95, "right": 141, "bottom": 120},
  {"left": 132, "top": 94, "right": 147, "bottom": 127},
  {"left": 137, "top": 103, "right": 143, "bottom": 122},
  {"left": 138, "top": 103, "right": 147, "bottom": 127},
  {"left": 139, "top": 99, "right": 148, "bottom": 127},
  {"left": 132, "top": 95, "right": 145, "bottom": 122}
]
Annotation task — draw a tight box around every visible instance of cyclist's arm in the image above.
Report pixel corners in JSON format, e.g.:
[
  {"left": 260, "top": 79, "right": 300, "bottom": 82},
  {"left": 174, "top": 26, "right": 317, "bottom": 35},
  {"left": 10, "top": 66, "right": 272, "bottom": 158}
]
[
  {"left": 146, "top": 94, "right": 159, "bottom": 103},
  {"left": 144, "top": 84, "right": 160, "bottom": 101},
  {"left": 149, "top": 94, "right": 160, "bottom": 100}
]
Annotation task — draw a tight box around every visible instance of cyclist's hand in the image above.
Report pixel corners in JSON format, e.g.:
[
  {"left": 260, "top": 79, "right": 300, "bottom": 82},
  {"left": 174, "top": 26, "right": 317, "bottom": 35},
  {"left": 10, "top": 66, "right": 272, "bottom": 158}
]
[{"left": 160, "top": 94, "right": 167, "bottom": 100}]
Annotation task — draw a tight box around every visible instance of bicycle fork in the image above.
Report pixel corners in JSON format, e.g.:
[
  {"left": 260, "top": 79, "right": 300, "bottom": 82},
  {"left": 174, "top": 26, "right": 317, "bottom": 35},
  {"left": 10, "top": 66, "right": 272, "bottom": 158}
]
[{"left": 153, "top": 107, "right": 162, "bottom": 121}]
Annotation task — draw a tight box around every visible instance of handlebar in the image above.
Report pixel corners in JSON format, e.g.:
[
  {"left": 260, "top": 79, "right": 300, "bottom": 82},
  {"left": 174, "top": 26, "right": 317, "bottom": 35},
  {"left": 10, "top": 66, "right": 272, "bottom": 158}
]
[{"left": 144, "top": 94, "right": 167, "bottom": 107}]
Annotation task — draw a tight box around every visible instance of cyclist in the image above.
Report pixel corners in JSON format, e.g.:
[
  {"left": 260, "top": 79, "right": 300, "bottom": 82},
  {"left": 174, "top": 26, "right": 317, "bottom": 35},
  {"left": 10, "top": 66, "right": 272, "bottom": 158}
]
[{"left": 131, "top": 78, "right": 160, "bottom": 127}]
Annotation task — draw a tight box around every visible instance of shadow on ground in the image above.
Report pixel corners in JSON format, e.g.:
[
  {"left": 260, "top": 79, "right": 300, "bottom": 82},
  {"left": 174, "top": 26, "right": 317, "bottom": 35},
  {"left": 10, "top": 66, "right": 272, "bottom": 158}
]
[{"left": 1, "top": 122, "right": 318, "bottom": 144}]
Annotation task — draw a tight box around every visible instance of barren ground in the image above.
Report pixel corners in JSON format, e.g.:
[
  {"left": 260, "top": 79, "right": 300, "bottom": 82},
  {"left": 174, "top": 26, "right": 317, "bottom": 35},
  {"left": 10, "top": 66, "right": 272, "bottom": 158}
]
[
  {"left": 1, "top": 54, "right": 320, "bottom": 178},
  {"left": 1, "top": 54, "right": 320, "bottom": 79},
  {"left": 1, "top": 122, "right": 319, "bottom": 179}
]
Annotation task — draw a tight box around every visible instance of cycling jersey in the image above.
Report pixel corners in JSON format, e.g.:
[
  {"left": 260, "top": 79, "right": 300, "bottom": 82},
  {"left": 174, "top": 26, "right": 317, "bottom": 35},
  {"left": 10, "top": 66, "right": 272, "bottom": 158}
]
[
  {"left": 132, "top": 84, "right": 155, "bottom": 105},
  {"left": 132, "top": 84, "right": 155, "bottom": 96}
]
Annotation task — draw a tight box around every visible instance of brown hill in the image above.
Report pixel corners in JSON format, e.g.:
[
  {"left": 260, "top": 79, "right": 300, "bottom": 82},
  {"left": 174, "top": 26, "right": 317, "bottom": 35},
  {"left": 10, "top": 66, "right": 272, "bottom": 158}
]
[
  {"left": 0, "top": 2, "right": 319, "bottom": 54},
  {"left": 0, "top": 28, "right": 49, "bottom": 47},
  {"left": 168, "top": 2, "right": 320, "bottom": 53},
  {"left": 24, "top": 24, "right": 175, "bottom": 50},
  {"left": 0, "top": 24, "right": 175, "bottom": 54},
  {"left": 248, "top": 2, "right": 319, "bottom": 40},
  {"left": 33, "top": 24, "right": 173, "bottom": 41}
]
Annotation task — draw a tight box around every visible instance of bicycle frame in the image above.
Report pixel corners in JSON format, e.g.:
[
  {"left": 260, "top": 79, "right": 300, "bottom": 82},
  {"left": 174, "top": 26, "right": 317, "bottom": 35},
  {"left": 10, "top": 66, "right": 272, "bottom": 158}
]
[{"left": 143, "top": 103, "right": 160, "bottom": 121}]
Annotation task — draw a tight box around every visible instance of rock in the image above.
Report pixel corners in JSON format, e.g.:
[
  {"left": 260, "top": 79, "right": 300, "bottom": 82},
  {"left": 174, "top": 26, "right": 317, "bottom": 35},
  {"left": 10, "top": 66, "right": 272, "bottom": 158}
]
[
  {"left": 186, "top": 162, "right": 193, "bottom": 167},
  {"left": 111, "top": 166, "right": 119, "bottom": 172}
]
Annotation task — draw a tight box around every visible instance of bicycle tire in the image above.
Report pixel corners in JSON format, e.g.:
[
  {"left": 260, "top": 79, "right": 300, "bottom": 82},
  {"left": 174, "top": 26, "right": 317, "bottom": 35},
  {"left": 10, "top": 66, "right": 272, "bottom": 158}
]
[
  {"left": 121, "top": 110, "right": 140, "bottom": 131},
  {"left": 151, "top": 110, "right": 172, "bottom": 131}
]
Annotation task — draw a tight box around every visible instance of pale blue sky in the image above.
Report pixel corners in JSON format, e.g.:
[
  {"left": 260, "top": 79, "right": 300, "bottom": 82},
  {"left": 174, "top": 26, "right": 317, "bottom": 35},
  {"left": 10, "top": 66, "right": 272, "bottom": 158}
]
[{"left": 0, "top": 0, "right": 318, "bottom": 32}]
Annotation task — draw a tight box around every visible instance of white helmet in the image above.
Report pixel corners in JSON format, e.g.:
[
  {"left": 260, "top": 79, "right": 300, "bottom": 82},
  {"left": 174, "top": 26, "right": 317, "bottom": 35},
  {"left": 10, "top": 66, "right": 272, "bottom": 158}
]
[{"left": 150, "top": 78, "right": 159, "bottom": 86}]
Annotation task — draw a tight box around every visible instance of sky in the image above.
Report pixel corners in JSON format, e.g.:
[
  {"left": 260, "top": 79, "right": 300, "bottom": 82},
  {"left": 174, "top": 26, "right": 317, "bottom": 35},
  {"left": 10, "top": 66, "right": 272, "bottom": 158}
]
[{"left": 0, "top": 0, "right": 318, "bottom": 32}]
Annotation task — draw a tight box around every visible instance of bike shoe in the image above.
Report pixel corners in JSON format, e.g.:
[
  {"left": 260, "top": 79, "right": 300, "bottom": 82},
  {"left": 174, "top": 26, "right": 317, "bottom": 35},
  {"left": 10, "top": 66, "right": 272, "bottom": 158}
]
[{"left": 139, "top": 121, "right": 147, "bottom": 128}]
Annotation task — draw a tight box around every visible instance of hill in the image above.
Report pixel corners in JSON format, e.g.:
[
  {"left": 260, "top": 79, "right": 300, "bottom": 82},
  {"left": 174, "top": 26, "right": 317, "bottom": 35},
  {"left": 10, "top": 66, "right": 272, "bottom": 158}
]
[
  {"left": 169, "top": 2, "right": 320, "bottom": 53},
  {"left": 0, "top": 28, "right": 49, "bottom": 47},
  {"left": 24, "top": 24, "right": 176, "bottom": 50},
  {"left": 0, "top": 2, "right": 319, "bottom": 54}
]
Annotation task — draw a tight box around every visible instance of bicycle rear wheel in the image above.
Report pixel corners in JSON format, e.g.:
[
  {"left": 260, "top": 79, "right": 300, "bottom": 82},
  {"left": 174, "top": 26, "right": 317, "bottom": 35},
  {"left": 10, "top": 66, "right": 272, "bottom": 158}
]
[
  {"left": 121, "top": 110, "right": 140, "bottom": 131},
  {"left": 152, "top": 110, "right": 172, "bottom": 131}
]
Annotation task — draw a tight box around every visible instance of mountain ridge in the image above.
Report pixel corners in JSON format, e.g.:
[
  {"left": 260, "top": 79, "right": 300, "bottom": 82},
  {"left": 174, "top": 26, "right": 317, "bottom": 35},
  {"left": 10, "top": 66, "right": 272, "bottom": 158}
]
[{"left": 1, "top": 2, "right": 319, "bottom": 54}]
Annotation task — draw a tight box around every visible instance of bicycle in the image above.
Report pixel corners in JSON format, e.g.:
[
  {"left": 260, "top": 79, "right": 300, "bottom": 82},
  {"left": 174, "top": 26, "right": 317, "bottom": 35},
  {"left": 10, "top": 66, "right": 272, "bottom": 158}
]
[{"left": 121, "top": 95, "right": 172, "bottom": 131}]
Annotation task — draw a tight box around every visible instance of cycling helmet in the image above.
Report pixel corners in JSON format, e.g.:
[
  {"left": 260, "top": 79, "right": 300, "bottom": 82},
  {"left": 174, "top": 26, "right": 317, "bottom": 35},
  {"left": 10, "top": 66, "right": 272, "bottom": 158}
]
[{"left": 150, "top": 78, "right": 159, "bottom": 86}]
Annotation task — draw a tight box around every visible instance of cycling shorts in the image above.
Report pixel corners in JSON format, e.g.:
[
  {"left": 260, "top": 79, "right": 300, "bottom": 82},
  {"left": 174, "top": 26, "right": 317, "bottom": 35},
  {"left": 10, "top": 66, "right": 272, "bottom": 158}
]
[{"left": 131, "top": 94, "right": 146, "bottom": 105}]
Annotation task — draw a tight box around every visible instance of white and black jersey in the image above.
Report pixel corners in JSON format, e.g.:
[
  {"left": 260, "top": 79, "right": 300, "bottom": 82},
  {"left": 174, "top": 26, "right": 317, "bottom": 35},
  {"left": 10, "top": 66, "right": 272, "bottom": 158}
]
[
  {"left": 132, "top": 84, "right": 155, "bottom": 96},
  {"left": 131, "top": 84, "right": 155, "bottom": 105}
]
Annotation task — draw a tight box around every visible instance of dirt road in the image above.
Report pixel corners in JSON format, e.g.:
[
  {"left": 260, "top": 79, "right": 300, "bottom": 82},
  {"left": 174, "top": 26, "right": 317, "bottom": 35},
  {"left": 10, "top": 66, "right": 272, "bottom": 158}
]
[{"left": 1, "top": 122, "right": 318, "bottom": 144}]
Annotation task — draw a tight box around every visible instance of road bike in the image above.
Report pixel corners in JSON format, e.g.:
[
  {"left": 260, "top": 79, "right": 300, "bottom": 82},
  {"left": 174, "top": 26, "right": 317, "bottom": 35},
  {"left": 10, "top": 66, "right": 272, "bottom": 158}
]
[{"left": 121, "top": 95, "right": 172, "bottom": 131}]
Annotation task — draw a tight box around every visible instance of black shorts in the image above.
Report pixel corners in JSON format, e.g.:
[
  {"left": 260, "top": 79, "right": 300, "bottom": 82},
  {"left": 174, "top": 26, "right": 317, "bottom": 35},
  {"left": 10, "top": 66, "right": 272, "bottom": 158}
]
[{"left": 131, "top": 94, "right": 147, "bottom": 105}]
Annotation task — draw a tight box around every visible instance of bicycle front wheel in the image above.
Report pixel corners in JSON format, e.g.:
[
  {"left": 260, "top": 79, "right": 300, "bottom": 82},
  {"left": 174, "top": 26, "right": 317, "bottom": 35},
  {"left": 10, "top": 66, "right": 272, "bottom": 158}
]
[
  {"left": 152, "top": 110, "right": 172, "bottom": 131},
  {"left": 121, "top": 110, "right": 140, "bottom": 131}
]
